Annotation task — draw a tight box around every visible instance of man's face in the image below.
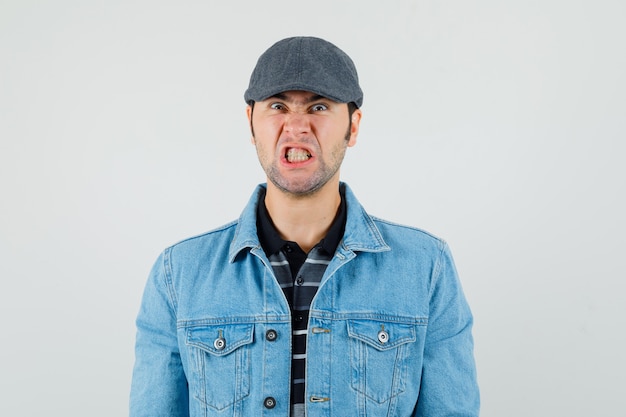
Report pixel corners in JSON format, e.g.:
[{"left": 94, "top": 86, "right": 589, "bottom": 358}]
[{"left": 247, "top": 90, "right": 361, "bottom": 197}]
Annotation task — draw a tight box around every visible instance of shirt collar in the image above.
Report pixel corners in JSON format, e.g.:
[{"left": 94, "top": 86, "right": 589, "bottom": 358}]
[{"left": 228, "top": 183, "right": 390, "bottom": 263}]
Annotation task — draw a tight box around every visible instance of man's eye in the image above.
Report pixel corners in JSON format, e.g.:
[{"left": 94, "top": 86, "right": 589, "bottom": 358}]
[
  {"left": 270, "top": 103, "right": 285, "bottom": 110},
  {"left": 311, "top": 104, "right": 328, "bottom": 112}
]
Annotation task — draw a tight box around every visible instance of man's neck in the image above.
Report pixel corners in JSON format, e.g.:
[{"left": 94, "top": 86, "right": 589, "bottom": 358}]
[{"left": 264, "top": 180, "right": 342, "bottom": 253}]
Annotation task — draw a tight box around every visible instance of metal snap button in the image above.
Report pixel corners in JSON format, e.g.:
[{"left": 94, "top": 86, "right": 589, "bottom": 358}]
[
  {"left": 264, "top": 396, "right": 276, "bottom": 409},
  {"left": 377, "top": 329, "right": 389, "bottom": 344},
  {"left": 266, "top": 329, "right": 278, "bottom": 341},
  {"left": 296, "top": 276, "right": 304, "bottom": 286},
  {"left": 213, "top": 337, "right": 226, "bottom": 350}
]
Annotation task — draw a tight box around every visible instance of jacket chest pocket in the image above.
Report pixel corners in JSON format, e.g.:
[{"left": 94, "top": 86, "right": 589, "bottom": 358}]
[
  {"left": 186, "top": 323, "right": 254, "bottom": 410},
  {"left": 347, "top": 319, "right": 416, "bottom": 404}
]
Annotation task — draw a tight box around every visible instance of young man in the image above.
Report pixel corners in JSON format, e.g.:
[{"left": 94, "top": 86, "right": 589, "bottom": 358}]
[{"left": 130, "top": 36, "right": 479, "bottom": 417}]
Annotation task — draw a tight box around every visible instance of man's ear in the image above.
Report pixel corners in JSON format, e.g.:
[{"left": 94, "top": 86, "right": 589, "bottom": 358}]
[
  {"left": 246, "top": 105, "right": 255, "bottom": 144},
  {"left": 347, "top": 109, "right": 362, "bottom": 147}
]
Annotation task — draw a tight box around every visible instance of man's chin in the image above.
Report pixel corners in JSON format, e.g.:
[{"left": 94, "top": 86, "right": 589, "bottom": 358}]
[{"left": 269, "top": 178, "right": 327, "bottom": 198}]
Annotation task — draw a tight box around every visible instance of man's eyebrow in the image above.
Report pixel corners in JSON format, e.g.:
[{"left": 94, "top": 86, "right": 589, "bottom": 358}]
[
  {"left": 305, "top": 94, "right": 327, "bottom": 103},
  {"left": 270, "top": 93, "right": 328, "bottom": 103}
]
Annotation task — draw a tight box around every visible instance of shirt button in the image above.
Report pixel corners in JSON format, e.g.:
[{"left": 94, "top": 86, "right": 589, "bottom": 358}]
[
  {"left": 264, "top": 396, "right": 276, "bottom": 409},
  {"left": 266, "top": 329, "right": 278, "bottom": 341},
  {"left": 213, "top": 337, "right": 226, "bottom": 350},
  {"left": 296, "top": 276, "right": 304, "bottom": 286},
  {"left": 284, "top": 245, "right": 292, "bottom": 253},
  {"left": 294, "top": 315, "right": 304, "bottom": 323}
]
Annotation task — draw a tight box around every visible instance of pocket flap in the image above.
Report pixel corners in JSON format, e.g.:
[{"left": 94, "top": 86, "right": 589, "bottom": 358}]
[
  {"left": 186, "top": 323, "right": 254, "bottom": 356},
  {"left": 347, "top": 320, "right": 416, "bottom": 351}
]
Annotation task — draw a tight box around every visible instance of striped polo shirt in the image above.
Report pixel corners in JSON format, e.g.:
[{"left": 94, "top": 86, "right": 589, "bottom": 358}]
[{"left": 256, "top": 186, "right": 346, "bottom": 417}]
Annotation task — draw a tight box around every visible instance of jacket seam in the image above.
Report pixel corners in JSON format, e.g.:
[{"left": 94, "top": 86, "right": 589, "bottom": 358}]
[
  {"left": 429, "top": 241, "right": 448, "bottom": 300},
  {"left": 162, "top": 247, "right": 179, "bottom": 315}
]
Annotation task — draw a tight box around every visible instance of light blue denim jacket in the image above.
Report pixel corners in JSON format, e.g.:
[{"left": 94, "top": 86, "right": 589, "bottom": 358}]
[{"left": 130, "top": 183, "right": 479, "bottom": 416}]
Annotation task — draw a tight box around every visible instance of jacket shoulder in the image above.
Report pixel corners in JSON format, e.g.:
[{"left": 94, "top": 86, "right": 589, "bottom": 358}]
[
  {"left": 371, "top": 216, "right": 447, "bottom": 251},
  {"left": 166, "top": 220, "right": 239, "bottom": 255}
]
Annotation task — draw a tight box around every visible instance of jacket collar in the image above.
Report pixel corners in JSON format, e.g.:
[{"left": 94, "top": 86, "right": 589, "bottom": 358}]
[{"left": 228, "top": 183, "right": 390, "bottom": 263}]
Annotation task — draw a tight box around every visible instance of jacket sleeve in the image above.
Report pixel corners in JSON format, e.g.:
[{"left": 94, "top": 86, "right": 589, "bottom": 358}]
[
  {"left": 414, "top": 242, "right": 480, "bottom": 417},
  {"left": 130, "top": 249, "right": 189, "bottom": 416}
]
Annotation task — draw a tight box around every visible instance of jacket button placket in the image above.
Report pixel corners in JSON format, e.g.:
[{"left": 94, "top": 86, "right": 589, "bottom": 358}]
[
  {"left": 261, "top": 321, "right": 290, "bottom": 415},
  {"left": 307, "top": 318, "right": 332, "bottom": 414}
]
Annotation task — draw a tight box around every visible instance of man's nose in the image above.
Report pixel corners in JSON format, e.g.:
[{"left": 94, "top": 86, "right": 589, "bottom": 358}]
[{"left": 283, "top": 112, "right": 311, "bottom": 135}]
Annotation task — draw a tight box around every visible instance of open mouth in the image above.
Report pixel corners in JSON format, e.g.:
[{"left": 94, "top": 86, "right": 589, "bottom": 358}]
[{"left": 285, "top": 148, "right": 312, "bottom": 163}]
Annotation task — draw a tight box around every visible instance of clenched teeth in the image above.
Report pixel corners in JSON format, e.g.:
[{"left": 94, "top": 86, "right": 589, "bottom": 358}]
[{"left": 286, "top": 148, "right": 311, "bottom": 163}]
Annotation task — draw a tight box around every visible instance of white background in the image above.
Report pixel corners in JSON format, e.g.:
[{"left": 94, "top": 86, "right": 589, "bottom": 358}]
[{"left": 1, "top": 1, "right": 624, "bottom": 416}]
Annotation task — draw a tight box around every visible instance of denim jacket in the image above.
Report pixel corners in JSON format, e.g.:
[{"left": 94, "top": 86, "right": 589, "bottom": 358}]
[{"left": 130, "top": 183, "right": 479, "bottom": 416}]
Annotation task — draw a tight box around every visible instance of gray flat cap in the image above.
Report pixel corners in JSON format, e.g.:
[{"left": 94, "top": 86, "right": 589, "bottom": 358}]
[{"left": 244, "top": 36, "right": 363, "bottom": 108}]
